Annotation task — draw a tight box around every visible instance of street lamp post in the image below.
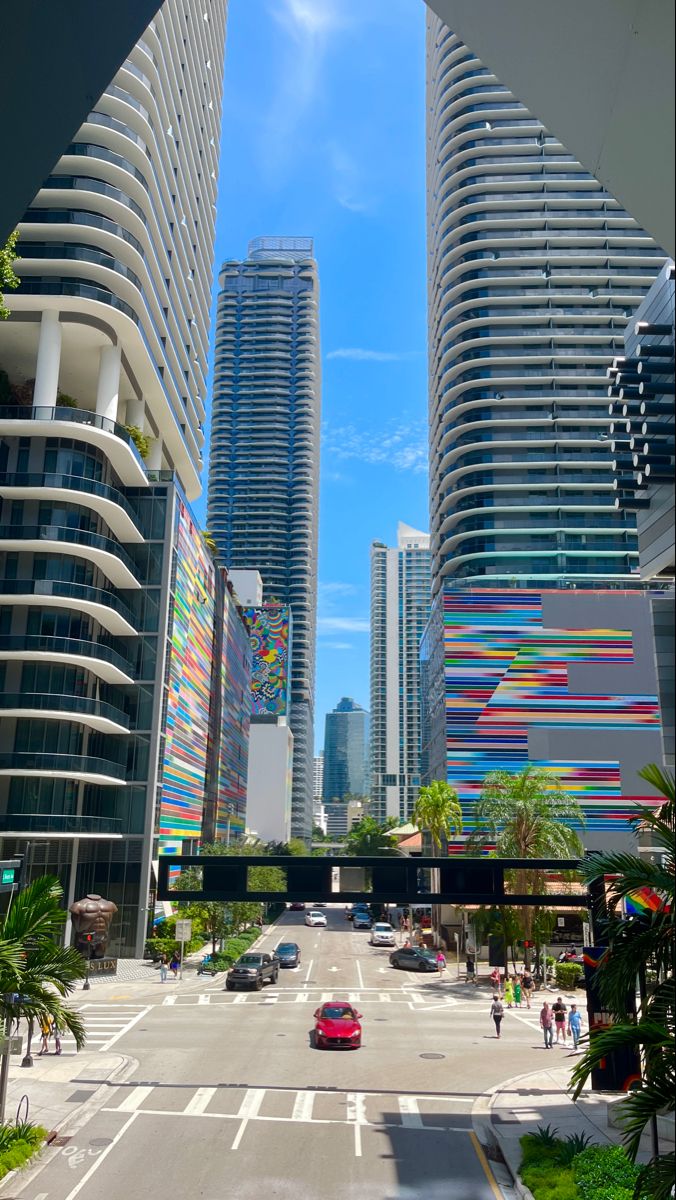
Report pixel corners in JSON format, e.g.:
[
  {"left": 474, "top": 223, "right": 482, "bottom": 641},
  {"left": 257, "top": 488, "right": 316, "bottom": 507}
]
[{"left": 82, "top": 936, "right": 93, "bottom": 990}]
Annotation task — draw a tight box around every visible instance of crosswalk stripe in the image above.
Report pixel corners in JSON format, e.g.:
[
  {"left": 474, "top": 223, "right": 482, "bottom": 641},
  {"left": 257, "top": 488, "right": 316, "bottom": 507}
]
[
  {"left": 398, "top": 1097, "right": 424, "bottom": 1128},
  {"left": 163, "top": 995, "right": 176, "bottom": 1006},
  {"left": 292, "top": 1091, "right": 316, "bottom": 1122},
  {"left": 236, "top": 1089, "right": 265, "bottom": 1120},
  {"left": 184, "top": 1087, "right": 217, "bottom": 1115},
  {"left": 117, "top": 1086, "right": 154, "bottom": 1112}
]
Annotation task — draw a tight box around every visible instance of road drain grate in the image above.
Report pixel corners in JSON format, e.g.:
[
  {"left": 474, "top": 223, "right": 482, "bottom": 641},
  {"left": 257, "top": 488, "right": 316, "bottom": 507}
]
[{"left": 419, "top": 1052, "right": 445, "bottom": 1060}]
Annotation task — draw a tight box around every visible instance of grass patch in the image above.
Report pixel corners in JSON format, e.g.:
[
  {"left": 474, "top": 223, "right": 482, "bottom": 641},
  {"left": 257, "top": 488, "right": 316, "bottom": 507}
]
[
  {"left": 0, "top": 1124, "right": 48, "bottom": 1181},
  {"left": 519, "top": 1131, "right": 645, "bottom": 1200}
]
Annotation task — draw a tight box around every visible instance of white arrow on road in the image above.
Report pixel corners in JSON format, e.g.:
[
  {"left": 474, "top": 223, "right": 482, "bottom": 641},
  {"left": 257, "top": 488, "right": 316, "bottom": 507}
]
[{"left": 327, "top": 966, "right": 340, "bottom": 972}]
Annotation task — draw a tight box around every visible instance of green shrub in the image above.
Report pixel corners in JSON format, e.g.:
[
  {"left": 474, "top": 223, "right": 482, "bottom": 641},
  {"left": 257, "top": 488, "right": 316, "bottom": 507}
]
[
  {"left": 0, "top": 1124, "right": 48, "bottom": 1181},
  {"left": 521, "top": 1162, "right": 579, "bottom": 1200},
  {"left": 555, "top": 962, "right": 584, "bottom": 989},
  {"left": 559, "top": 1133, "right": 594, "bottom": 1165},
  {"left": 573, "top": 1145, "right": 640, "bottom": 1200},
  {"left": 124, "top": 424, "right": 151, "bottom": 459},
  {"left": 56, "top": 392, "right": 78, "bottom": 407}
]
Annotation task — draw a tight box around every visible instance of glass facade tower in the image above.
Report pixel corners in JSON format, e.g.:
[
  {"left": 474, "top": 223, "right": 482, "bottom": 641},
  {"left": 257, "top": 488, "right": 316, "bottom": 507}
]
[
  {"left": 370, "top": 524, "right": 431, "bottom": 823},
  {"left": 207, "top": 237, "right": 320, "bottom": 841},
  {"left": 322, "top": 698, "right": 369, "bottom": 804},
  {"left": 426, "top": 14, "right": 667, "bottom": 594}
]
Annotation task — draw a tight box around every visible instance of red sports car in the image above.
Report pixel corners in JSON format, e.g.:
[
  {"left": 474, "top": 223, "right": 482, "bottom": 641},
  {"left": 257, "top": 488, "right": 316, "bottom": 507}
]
[{"left": 313, "top": 1002, "right": 362, "bottom": 1049}]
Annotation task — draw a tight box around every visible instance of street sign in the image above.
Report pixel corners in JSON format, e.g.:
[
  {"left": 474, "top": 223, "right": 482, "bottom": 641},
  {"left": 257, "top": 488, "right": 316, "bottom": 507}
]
[
  {"left": 583, "top": 921, "right": 591, "bottom": 945},
  {"left": 1, "top": 869, "right": 14, "bottom": 885},
  {"left": 175, "top": 920, "right": 192, "bottom": 941},
  {"left": 0, "top": 1037, "right": 23, "bottom": 1056},
  {"left": 0, "top": 860, "right": 20, "bottom": 893}
]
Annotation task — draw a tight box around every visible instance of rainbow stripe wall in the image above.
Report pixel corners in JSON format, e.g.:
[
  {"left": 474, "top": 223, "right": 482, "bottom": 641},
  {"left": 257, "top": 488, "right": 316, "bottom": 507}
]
[
  {"left": 424, "top": 588, "right": 665, "bottom": 848},
  {"left": 158, "top": 499, "right": 216, "bottom": 840}
]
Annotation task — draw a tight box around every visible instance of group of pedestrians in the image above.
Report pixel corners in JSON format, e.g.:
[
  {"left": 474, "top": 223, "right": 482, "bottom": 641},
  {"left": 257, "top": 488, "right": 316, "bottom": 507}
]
[
  {"left": 157, "top": 952, "right": 180, "bottom": 982},
  {"left": 489, "top": 966, "right": 535, "bottom": 1009},
  {"left": 38, "top": 1014, "right": 62, "bottom": 1055},
  {"left": 540, "top": 998, "right": 583, "bottom": 1049}
]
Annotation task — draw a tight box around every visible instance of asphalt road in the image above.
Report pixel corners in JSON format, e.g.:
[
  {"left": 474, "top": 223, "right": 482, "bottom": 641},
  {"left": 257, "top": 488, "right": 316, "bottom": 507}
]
[{"left": 4, "top": 907, "right": 558, "bottom": 1200}]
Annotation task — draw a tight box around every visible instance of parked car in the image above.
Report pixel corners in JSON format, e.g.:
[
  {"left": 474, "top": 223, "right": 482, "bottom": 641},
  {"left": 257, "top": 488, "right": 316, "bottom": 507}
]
[
  {"left": 226, "top": 952, "right": 279, "bottom": 991},
  {"left": 389, "top": 946, "right": 438, "bottom": 973},
  {"left": 352, "top": 912, "right": 372, "bottom": 931},
  {"left": 370, "top": 922, "right": 395, "bottom": 946},
  {"left": 275, "top": 941, "right": 301, "bottom": 968},
  {"left": 305, "top": 910, "right": 327, "bottom": 927},
  {"left": 313, "top": 1001, "right": 362, "bottom": 1049}
]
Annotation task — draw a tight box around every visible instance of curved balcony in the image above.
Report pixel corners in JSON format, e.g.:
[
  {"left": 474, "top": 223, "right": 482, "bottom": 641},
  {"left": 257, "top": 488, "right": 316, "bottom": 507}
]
[
  {"left": 0, "top": 524, "right": 140, "bottom": 590},
  {"left": 0, "top": 406, "right": 148, "bottom": 488},
  {"left": 0, "top": 752, "right": 127, "bottom": 785},
  {"left": 0, "top": 692, "right": 130, "bottom": 734},
  {"left": 0, "top": 813, "right": 123, "bottom": 836},
  {"left": 0, "top": 472, "right": 143, "bottom": 543},
  {"left": 0, "top": 579, "right": 137, "bottom": 636},
  {"left": 0, "top": 634, "right": 134, "bottom": 685}
]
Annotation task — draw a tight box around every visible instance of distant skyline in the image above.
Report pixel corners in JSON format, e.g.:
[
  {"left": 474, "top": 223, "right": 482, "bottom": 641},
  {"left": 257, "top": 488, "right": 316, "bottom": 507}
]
[{"left": 197, "top": 0, "right": 429, "bottom": 753}]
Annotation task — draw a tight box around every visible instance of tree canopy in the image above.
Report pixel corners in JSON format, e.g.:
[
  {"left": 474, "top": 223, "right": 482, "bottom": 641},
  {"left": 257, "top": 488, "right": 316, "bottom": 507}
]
[{"left": 0, "top": 231, "right": 19, "bottom": 320}]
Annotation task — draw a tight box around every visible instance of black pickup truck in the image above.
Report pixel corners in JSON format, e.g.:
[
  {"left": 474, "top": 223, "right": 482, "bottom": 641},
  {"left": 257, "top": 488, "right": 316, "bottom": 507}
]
[{"left": 225, "top": 952, "right": 279, "bottom": 991}]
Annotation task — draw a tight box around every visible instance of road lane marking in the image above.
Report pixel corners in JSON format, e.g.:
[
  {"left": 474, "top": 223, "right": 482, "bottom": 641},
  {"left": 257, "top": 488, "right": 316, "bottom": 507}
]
[
  {"left": 398, "top": 1097, "right": 423, "bottom": 1128},
  {"left": 184, "top": 1087, "right": 217, "bottom": 1115},
  {"left": 469, "top": 1130, "right": 503, "bottom": 1200},
  {"left": 233, "top": 993, "right": 248, "bottom": 1003},
  {"left": 346, "top": 1093, "right": 369, "bottom": 1125},
  {"left": 303, "top": 959, "right": 314, "bottom": 985},
  {"left": 292, "top": 1090, "right": 316, "bottom": 1122},
  {"left": 100, "top": 1006, "right": 151, "bottom": 1051},
  {"left": 63, "top": 1112, "right": 139, "bottom": 1200},
  {"left": 379, "top": 993, "right": 391, "bottom": 1002},
  {"left": 198, "top": 993, "right": 210, "bottom": 1005},
  {"left": 295, "top": 992, "right": 310, "bottom": 1002},
  {"left": 162, "top": 995, "right": 176, "bottom": 1006},
  {"left": 232, "top": 1089, "right": 265, "bottom": 1150},
  {"left": 116, "top": 1086, "right": 154, "bottom": 1112},
  {"left": 348, "top": 993, "right": 361, "bottom": 1004},
  {"left": 356, "top": 959, "right": 365, "bottom": 989},
  {"left": 354, "top": 1123, "right": 362, "bottom": 1157}
]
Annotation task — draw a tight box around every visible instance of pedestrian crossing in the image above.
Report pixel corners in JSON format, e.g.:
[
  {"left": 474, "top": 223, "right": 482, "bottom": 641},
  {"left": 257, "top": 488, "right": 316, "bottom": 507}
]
[
  {"left": 163, "top": 990, "right": 460, "bottom": 1008},
  {"left": 59, "top": 1004, "right": 151, "bottom": 1054}
]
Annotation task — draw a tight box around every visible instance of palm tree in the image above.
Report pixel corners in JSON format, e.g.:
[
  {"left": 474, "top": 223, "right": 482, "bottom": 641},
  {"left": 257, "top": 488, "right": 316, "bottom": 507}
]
[
  {"left": 201, "top": 529, "right": 218, "bottom": 558},
  {"left": 345, "top": 816, "right": 399, "bottom": 856},
  {"left": 570, "top": 764, "right": 674, "bottom": 1200},
  {"left": 413, "top": 782, "right": 463, "bottom": 942},
  {"left": 0, "top": 877, "right": 87, "bottom": 1062},
  {"left": 467, "top": 766, "right": 585, "bottom": 966}
]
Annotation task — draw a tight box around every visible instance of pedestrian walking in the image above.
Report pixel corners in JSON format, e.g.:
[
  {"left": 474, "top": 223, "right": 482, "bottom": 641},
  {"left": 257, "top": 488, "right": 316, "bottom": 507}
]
[
  {"left": 53, "top": 1019, "right": 62, "bottom": 1055},
  {"left": 158, "top": 953, "right": 168, "bottom": 983},
  {"left": 490, "top": 994, "right": 504, "bottom": 1038},
  {"left": 503, "top": 977, "right": 514, "bottom": 1008},
  {"left": 514, "top": 976, "right": 522, "bottom": 1008},
  {"left": 540, "top": 1002, "right": 554, "bottom": 1049},
  {"left": 169, "top": 952, "right": 180, "bottom": 978},
  {"left": 552, "top": 996, "right": 568, "bottom": 1044},
  {"left": 436, "top": 949, "right": 446, "bottom": 976},
  {"left": 39, "top": 1014, "right": 53, "bottom": 1056},
  {"left": 568, "top": 1003, "right": 583, "bottom": 1051},
  {"left": 490, "top": 967, "right": 501, "bottom": 993},
  {"left": 522, "top": 969, "right": 534, "bottom": 1009}
]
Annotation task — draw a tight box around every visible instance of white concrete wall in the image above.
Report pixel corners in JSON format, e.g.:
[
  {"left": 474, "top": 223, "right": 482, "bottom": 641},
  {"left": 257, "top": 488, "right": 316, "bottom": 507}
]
[{"left": 246, "top": 723, "right": 293, "bottom": 843}]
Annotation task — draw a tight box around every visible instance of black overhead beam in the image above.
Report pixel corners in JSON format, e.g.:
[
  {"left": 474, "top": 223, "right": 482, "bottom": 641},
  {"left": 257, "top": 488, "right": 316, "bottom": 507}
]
[{"left": 157, "top": 855, "right": 589, "bottom": 908}]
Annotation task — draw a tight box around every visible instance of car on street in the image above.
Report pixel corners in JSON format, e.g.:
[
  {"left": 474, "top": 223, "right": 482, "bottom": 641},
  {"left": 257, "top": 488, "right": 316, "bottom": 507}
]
[
  {"left": 226, "top": 952, "right": 279, "bottom": 990},
  {"left": 389, "top": 946, "right": 438, "bottom": 972},
  {"left": 346, "top": 903, "right": 371, "bottom": 922},
  {"left": 352, "top": 911, "right": 372, "bottom": 930},
  {"left": 305, "top": 909, "right": 327, "bottom": 927},
  {"left": 275, "top": 941, "right": 301, "bottom": 968},
  {"left": 313, "top": 1001, "right": 363, "bottom": 1049},
  {"left": 370, "top": 922, "right": 395, "bottom": 946},
  {"left": 288, "top": 902, "right": 305, "bottom": 911}
]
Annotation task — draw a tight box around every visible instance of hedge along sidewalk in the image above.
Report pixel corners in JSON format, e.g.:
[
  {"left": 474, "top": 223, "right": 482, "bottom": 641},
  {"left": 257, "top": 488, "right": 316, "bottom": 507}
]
[{"left": 472, "top": 1065, "right": 675, "bottom": 1200}]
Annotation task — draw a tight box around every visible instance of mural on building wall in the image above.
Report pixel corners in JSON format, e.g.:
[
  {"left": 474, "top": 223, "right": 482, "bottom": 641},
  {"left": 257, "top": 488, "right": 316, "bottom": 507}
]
[
  {"left": 440, "top": 590, "right": 663, "bottom": 845},
  {"left": 216, "top": 593, "right": 251, "bottom": 840},
  {"left": 245, "top": 605, "right": 291, "bottom": 717},
  {"left": 158, "top": 499, "right": 216, "bottom": 839}
]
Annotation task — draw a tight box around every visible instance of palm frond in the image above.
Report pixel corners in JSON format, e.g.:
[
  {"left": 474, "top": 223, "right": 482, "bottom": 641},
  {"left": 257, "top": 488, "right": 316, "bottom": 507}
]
[
  {"left": 638, "top": 763, "right": 675, "bottom": 805},
  {"left": 570, "top": 1018, "right": 673, "bottom": 1100},
  {"left": 1, "top": 875, "right": 67, "bottom": 943},
  {"left": 635, "top": 1150, "right": 676, "bottom": 1200}
]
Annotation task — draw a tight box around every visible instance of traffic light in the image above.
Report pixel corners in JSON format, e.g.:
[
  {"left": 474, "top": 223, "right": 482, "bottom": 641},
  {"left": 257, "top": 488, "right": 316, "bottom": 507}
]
[{"left": 523, "top": 940, "right": 534, "bottom": 948}]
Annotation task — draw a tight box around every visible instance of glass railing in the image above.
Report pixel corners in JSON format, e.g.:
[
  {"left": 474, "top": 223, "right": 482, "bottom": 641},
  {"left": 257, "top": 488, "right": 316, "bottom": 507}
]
[
  {"left": 0, "top": 752, "right": 127, "bottom": 780},
  {"left": 0, "top": 692, "right": 130, "bottom": 728},
  {"left": 0, "top": 405, "right": 145, "bottom": 467},
  {"left": 0, "top": 524, "right": 139, "bottom": 579},
  {"left": 0, "top": 634, "right": 133, "bottom": 676},
  {"left": 0, "top": 813, "right": 123, "bottom": 833},
  {"left": 0, "top": 579, "right": 136, "bottom": 629},
  {"left": 0, "top": 471, "right": 143, "bottom": 530}
]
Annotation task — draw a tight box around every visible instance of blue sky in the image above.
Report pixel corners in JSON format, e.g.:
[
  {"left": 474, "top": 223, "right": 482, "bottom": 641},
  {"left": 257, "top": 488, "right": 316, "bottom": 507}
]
[{"left": 198, "top": 0, "right": 429, "bottom": 754}]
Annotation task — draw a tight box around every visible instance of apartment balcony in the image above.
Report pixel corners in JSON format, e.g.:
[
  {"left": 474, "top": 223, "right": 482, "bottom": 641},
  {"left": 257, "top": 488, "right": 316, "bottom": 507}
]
[
  {"left": 0, "top": 524, "right": 141, "bottom": 589},
  {"left": 0, "top": 692, "right": 130, "bottom": 735},
  {"left": 0, "top": 633, "right": 134, "bottom": 685},
  {"left": 0, "top": 812, "right": 123, "bottom": 836},
  {"left": 0, "top": 752, "right": 127, "bottom": 785},
  {"left": 0, "top": 579, "right": 137, "bottom": 636},
  {"left": 0, "top": 406, "right": 147, "bottom": 487},
  {"left": 0, "top": 472, "right": 144, "bottom": 543}
]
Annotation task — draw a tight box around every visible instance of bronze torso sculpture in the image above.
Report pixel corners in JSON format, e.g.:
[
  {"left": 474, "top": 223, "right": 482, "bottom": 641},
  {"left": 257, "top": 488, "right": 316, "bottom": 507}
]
[{"left": 69, "top": 894, "right": 118, "bottom": 958}]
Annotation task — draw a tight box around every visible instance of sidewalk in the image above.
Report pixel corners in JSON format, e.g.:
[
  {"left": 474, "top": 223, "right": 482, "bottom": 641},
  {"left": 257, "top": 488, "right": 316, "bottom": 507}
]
[
  {"left": 5, "top": 1049, "right": 136, "bottom": 1134},
  {"left": 473, "top": 1065, "right": 676, "bottom": 1199}
]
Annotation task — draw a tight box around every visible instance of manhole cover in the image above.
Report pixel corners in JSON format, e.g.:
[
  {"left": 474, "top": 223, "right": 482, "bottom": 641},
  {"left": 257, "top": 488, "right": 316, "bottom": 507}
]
[{"left": 419, "top": 1052, "right": 445, "bottom": 1060}]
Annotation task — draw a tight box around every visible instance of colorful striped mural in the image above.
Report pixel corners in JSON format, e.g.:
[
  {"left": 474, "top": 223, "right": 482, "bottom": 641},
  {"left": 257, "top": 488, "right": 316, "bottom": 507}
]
[
  {"left": 215, "top": 591, "right": 251, "bottom": 840},
  {"left": 158, "top": 499, "right": 216, "bottom": 840},
  {"left": 439, "top": 590, "right": 663, "bottom": 842}
]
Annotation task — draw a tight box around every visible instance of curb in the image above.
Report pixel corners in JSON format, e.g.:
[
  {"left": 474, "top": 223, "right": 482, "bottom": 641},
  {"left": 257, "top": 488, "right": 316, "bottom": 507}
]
[{"left": 0, "top": 1054, "right": 139, "bottom": 1198}]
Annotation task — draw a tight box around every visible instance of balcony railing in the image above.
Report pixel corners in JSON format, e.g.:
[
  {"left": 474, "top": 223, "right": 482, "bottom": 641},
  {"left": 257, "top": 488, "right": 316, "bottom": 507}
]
[
  {"left": 0, "top": 752, "right": 128, "bottom": 780},
  {"left": 0, "top": 406, "right": 145, "bottom": 467},
  {"left": 0, "top": 524, "right": 139, "bottom": 580},
  {"left": 0, "top": 692, "right": 130, "bottom": 729},
  {"left": 0, "top": 579, "right": 137, "bottom": 630},
  {"left": 0, "top": 471, "right": 144, "bottom": 531},
  {"left": 0, "top": 813, "right": 123, "bottom": 834},
  {"left": 0, "top": 634, "right": 133, "bottom": 677}
]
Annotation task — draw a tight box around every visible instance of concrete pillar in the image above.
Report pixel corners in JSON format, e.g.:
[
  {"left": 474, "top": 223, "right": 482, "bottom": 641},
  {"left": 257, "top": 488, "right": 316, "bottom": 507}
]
[
  {"left": 95, "top": 344, "right": 121, "bottom": 423},
  {"left": 32, "top": 310, "right": 62, "bottom": 409},
  {"left": 146, "top": 437, "right": 163, "bottom": 470},
  {"left": 124, "top": 395, "right": 145, "bottom": 431}
]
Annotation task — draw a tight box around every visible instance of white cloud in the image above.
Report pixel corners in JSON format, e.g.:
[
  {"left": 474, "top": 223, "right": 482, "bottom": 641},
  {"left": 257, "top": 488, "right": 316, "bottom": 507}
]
[
  {"left": 319, "top": 581, "right": 357, "bottom": 598},
  {"left": 317, "top": 616, "right": 370, "bottom": 633},
  {"left": 322, "top": 418, "right": 428, "bottom": 474},
  {"left": 326, "top": 141, "right": 373, "bottom": 213},
  {"left": 321, "top": 641, "right": 354, "bottom": 651},
  {"left": 326, "top": 348, "right": 419, "bottom": 362}
]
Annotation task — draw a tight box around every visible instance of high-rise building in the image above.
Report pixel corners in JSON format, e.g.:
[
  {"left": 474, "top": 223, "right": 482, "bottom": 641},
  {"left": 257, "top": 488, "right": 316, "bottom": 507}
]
[
  {"left": 313, "top": 753, "right": 324, "bottom": 801},
  {"left": 322, "top": 698, "right": 369, "bottom": 804},
  {"left": 370, "top": 523, "right": 431, "bottom": 823},
  {"left": 207, "top": 236, "right": 321, "bottom": 841},
  {"left": 0, "top": 0, "right": 230, "bottom": 953},
  {"left": 425, "top": 14, "right": 667, "bottom": 596}
]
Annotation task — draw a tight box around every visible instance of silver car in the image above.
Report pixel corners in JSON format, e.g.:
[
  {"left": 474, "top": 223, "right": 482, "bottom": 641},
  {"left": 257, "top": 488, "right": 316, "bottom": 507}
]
[{"left": 370, "top": 922, "right": 395, "bottom": 946}]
